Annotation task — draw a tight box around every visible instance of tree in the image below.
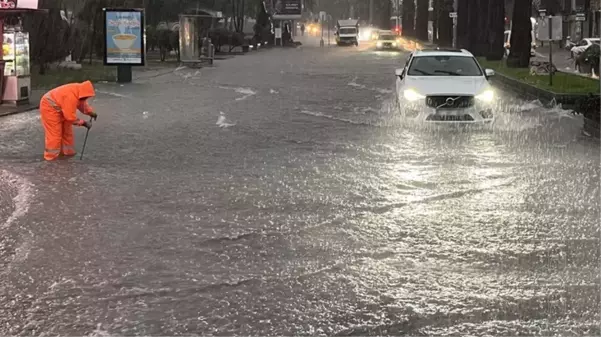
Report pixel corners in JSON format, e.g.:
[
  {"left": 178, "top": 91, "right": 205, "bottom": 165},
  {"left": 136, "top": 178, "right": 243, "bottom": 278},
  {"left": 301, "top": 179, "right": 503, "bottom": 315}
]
[
  {"left": 254, "top": 0, "right": 271, "bottom": 44},
  {"left": 231, "top": 0, "right": 246, "bottom": 32},
  {"left": 432, "top": 0, "right": 439, "bottom": 43},
  {"left": 467, "top": 0, "right": 488, "bottom": 56},
  {"left": 375, "top": 0, "right": 392, "bottom": 29},
  {"left": 402, "top": 0, "right": 415, "bottom": 37},
  {"left": 415, "top": 0, "right": 429, "bottom": 41},
  {"left": 507, "top": 0, "right": 532, "bottom": 67},
  {"left": 486, "top": 0, "right": 505, "bottom": 60},
  {"left": 436, "top": 0, "right": 453, "bottom": 47},
  {"left": 456, "top": 0, "right": 468, "bottom": 48},
  {"left": 25, "top": 0, "right": 75, "bottom": 74}
]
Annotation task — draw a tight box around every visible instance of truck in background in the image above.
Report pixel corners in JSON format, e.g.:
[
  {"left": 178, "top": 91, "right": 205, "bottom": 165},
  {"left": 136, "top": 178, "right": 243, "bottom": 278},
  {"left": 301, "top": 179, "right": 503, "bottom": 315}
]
[{"left": 335, "top": 19, "right": 359, "bottom": 46}]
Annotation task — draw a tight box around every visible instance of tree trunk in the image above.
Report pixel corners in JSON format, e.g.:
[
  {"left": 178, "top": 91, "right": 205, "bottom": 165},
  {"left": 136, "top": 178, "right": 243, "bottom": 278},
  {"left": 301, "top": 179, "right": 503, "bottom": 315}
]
[
  {"left": 89, "top": 15, "right": 96, "bottom": 65},
  {"left": 507, "top": 0, "right": 532, "bottom": 67},
  {"left": 486, "top": 0, "right": 505, "bottom": 60},
  {"left": 377, "top": 0, "right": 392, "bottom": 29},
  {"left": 456, "top": 0, "right": 469, "bottom": 49},
  {"left": 438, "top": 0, "right": 454, "bottom": 47},
  {"left": 432, "top": 0, "right": 440, "bottom": 43},
  {"left": 467, "top": 0, "right": 488, "bottom": 56},
  {"left": 415, "top": 0, "right": 429, "bottom": 41},
  {"left": 402, "top": 0, "right": 415, "bottom": 37},
  {"left": 240, "top": 0, "right": 246, "bottom": 32}
]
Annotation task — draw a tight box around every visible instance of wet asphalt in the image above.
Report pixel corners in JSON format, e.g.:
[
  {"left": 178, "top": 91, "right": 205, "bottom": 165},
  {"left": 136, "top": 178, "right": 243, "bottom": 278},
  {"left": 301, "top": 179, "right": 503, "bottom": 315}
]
[{"left": 0, "top": 37, "right": 599, "bottom": 336}]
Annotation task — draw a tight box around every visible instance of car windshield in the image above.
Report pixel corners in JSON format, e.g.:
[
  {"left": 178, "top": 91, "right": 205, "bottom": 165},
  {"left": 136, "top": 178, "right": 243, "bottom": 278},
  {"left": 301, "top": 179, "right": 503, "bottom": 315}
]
[
  {"left": 379, "top": 35, "right": 396, "bottom": 40},
  {"left": 339, "top": 28, "right": 356, "bottom": 34},
  {"left": 407, "top": 55, "right": 483, "bottom": 76}
]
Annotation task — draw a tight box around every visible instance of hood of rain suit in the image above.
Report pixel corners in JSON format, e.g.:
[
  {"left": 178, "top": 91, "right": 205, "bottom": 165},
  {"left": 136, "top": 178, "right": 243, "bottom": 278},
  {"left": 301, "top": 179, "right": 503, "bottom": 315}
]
[{"left": 77, "top": 81, "right": 96, "bottom": 99}]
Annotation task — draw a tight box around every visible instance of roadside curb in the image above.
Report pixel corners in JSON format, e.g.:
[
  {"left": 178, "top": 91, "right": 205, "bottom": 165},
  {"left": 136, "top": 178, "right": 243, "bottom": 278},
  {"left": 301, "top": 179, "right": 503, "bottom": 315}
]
[
  {"left": 489, "top": 72, "right": 599, "bottom": 108},
  {"left": 0, "top": 104, "right": 39, "bottom": 117},
  {"left": 490, "top": 72, "right": 600, "bottom": 139}
]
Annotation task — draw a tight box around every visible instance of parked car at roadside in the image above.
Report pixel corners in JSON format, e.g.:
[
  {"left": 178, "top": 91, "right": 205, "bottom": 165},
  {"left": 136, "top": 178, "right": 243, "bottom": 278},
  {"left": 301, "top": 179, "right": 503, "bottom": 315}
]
[{"left": 570, "top": 38, "right": 600, "bottom": 59}]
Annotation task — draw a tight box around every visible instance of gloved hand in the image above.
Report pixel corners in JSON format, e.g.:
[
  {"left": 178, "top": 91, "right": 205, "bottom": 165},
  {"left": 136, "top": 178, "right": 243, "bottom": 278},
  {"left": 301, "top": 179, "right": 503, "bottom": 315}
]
[
  {"left": 89, "top": 111, "right": 98, "bottom": 121},
  {"left": 81, "top": 120, "right": 92, "bottom": 129}
]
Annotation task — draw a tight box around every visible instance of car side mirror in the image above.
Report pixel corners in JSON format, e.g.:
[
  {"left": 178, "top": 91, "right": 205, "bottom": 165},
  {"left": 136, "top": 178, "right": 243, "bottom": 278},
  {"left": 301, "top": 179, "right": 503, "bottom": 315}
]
[
  {"left": 395, "top": 68, "right": 405, "bottom": 79},
  {"left": 485, "top": 69, "right": 495, "bottom": 77}
]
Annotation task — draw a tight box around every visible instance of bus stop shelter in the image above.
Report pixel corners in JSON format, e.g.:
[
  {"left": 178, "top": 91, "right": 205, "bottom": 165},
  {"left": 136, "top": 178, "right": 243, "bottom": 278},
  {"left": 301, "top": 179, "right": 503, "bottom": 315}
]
[{"left": 179, "top": 9, "right": 223, "bottom": 64}]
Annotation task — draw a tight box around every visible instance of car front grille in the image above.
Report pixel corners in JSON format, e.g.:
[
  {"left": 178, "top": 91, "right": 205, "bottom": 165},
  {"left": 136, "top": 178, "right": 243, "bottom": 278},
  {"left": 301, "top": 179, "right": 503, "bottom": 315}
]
[
  {"left": 383, "top": 42, "right": 392, "bottom": 46},
  {"left": 426, "top": 114, "right": 474, "bottom": 121},
  {"left": 426, "top": 95, "right": 475, "bottom": 109}
]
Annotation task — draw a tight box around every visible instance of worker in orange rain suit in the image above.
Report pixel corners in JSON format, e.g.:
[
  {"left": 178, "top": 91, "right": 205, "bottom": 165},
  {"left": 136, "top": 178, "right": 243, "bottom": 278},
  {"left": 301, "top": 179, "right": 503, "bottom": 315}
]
[{"left": 39, "top": 81, "right": 98, "bottom": 161}]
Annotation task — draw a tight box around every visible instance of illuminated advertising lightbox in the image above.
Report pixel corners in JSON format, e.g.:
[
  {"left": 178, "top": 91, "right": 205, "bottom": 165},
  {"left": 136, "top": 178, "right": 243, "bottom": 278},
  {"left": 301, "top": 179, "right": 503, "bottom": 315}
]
[{"left": 103, "top": 8, "right": 145, "bottom": 66}]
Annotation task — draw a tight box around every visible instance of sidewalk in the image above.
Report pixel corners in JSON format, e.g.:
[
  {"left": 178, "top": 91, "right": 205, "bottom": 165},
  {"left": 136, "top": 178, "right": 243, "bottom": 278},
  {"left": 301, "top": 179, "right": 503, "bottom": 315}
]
[
  {"left": 0, "top": 89, "right": 43, "bottom": 117},
  {"left": 534, "top": 44, "right": 576, "bottom": 73}
]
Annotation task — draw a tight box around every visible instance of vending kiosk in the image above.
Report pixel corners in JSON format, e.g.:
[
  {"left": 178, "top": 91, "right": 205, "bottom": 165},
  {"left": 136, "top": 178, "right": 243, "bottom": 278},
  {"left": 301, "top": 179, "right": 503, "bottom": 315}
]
[
  {"left": 2, "top": 23, "right": 30, "bottom": 105},
  {"left": 0, "top": 0, "right": 38, "bottom": 106}
]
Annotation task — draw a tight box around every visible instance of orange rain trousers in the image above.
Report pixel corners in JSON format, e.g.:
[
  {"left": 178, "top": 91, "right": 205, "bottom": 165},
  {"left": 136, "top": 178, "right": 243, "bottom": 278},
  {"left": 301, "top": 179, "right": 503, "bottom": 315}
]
[
  {"left": 39, "top": 81, "right": 95, "bottom": 161},
  {"left": 40, "top": 98, "right": 77, "bottom": 160}
]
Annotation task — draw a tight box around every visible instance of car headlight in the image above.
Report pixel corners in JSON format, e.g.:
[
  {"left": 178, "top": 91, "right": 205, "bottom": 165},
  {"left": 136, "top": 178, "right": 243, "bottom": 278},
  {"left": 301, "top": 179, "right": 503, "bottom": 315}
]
[
  {"left": 403, "top": 89, "right": 425, "bottom": 101},
  {"left": 392, "top": 42, "right": 397, "bottom": 46},
  {"left": 376, "top": 41, "right": 382, "bottom": 47},
  {"left": 475, "top": 89, "right": 495, "bottom": 102}
]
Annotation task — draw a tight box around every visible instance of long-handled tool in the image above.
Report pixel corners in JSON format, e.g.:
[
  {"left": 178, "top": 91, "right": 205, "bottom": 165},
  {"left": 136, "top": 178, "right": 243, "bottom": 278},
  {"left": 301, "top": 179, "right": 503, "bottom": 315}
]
[{"left": 79, "top": 117, "right": 93, "bottom": 160}]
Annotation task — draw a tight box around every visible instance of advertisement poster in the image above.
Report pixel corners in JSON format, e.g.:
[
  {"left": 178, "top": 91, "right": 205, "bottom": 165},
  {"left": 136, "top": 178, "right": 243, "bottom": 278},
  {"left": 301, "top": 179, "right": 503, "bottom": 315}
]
[
  {"left": 272, "top": 0, "right": 302, "bottom": 18},
  {"left": 104, "top": 9, "right": 145, "bottom": 65}
]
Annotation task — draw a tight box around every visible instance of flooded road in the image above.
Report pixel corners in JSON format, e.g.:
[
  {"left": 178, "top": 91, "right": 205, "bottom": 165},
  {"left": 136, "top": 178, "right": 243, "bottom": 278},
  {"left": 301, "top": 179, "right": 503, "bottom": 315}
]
[{"left": 1, "top": 39, "right": 599, "bottom": 335}]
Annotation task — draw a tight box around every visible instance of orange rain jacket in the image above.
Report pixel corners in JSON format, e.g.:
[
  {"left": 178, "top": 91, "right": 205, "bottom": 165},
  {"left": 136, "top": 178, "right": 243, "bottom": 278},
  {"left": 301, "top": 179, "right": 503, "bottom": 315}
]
[
  {"left": 43, "top": 81, "right": 96, "bottom": 124},
  {"left": 40, "top": 81, "right": 96, "bottom": 160}
]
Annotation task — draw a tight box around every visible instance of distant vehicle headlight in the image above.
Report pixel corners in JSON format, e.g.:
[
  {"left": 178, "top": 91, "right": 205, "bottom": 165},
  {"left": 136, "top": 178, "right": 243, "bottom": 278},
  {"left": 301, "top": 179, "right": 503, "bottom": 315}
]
[
  {"left": 403, "top": 89, "right": 425, "bottom": 101},
  {"left": 376, "top": 41, "right": 383, "bottom": 47},
  {"left": 392, "top": 41, "right": 397, "bottom": 47},
  {"left": 475, "top": 89, "right": 495, "bottom": 102}
]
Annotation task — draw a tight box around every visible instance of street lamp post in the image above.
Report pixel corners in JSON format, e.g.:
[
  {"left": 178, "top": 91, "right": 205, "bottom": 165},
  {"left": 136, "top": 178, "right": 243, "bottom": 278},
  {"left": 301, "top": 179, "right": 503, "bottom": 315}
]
[
  {"left": 321, "top": 21, "right": 324, "bottom": 47},
  {"left": 328, "top": 14, "right": 332, "bottom": 45},
  {"left": 397, "top": 0, "right": 401, "bottom": 31},
  {"left": 453, "top": 0, "right": 458, "bottom": 48},
  {"left": 320, "top": 11, "right": 325, "bottom": 47}
]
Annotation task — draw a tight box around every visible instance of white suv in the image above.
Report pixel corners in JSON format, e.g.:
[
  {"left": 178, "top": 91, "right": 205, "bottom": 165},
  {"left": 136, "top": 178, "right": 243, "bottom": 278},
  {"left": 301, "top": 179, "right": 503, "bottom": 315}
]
[{"left": 395, "top": 49, "right": 496, "bottom": 124}]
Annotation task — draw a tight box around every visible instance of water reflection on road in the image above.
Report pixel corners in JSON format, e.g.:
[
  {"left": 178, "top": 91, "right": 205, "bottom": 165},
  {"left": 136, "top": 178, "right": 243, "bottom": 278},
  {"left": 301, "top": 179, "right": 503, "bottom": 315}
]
[{"left": 0, "top": 41, "right": 599, "bottom": 335}]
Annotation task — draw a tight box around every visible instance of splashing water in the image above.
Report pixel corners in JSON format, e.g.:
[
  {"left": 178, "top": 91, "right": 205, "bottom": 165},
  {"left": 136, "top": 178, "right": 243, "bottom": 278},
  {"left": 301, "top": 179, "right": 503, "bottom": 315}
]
[
  {"left": 0, "top": 170, "right": 33, "bottom": 230},
  {"left": 88, "top": 324, "right": 111, "bottom": 337},
  {"left": 217, "top": 112, "right": 236, "bottom": 128}
]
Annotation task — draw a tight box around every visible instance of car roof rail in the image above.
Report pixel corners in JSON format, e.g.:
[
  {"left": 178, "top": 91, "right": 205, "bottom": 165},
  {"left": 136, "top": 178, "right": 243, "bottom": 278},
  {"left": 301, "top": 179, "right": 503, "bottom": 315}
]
[{"left": 422, "top": 47, "right": 464, "bottom": 52}]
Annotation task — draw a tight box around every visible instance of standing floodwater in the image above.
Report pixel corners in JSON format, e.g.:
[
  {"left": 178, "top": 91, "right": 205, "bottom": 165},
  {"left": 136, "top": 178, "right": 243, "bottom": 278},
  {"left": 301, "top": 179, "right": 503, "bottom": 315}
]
[{"left": 0, "top": 40, "right": 598, "bottom": 335}]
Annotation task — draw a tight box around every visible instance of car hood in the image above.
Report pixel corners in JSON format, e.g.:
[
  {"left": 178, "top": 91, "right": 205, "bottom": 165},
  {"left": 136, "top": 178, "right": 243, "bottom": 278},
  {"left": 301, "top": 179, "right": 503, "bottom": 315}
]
[{"left": 405, "top": 76, "right": 490, "bottom": 96}]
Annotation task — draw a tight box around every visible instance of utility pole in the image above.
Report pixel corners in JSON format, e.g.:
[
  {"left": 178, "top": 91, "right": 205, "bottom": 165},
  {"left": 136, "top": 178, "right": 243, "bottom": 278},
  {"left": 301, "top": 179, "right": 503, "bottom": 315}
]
[
  {"left": 397, "top": 0, "right": 401, "bottom": 30},
  {"left": 369, "top": 0, "right": 374, "bottom": 25},
  {"left": 453, "top": 0, "right": 458, "bottom": 48}
]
